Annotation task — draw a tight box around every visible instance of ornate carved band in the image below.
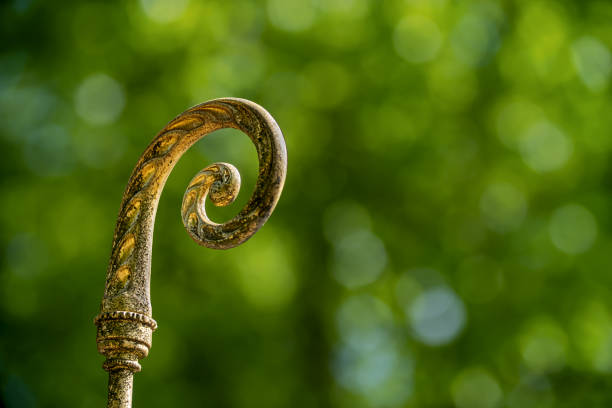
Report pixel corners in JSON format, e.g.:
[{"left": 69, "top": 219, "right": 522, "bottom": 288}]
[{"left": 94, "top": 311, "right": 158, "bottom": 331}]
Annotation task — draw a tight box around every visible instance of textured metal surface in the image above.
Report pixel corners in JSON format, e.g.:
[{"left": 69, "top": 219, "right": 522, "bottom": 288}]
[{"left": 94, "top": 98, "right": 287, "bottom": 407}]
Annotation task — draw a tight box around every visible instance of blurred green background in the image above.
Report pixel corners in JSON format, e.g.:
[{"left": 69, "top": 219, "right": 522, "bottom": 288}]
[{"left": 2, "top": 0, "right": 612, "bottom": 406}]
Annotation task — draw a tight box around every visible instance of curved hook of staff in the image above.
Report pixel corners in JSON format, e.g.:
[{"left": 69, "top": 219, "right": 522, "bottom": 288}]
[{"left": 94, "top": 98, "right": 287, "bottom": 407}]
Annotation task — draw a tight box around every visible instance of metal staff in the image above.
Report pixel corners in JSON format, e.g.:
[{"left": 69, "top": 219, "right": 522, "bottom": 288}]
[{"left": 94, "top": 98, "right": 287, "bottom": 407}]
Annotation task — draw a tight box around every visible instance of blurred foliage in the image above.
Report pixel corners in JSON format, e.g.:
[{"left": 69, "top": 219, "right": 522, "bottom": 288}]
[{"left": 2, "top": 0, "right": 612, "bottom": 407}]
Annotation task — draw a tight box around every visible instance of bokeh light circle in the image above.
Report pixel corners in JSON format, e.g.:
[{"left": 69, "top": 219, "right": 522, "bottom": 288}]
[
  {"left": 519, "top": 121, "right": 573, "bottom": 173},
  {"left": 331, "top": 230, "right": 387, "bottom": 289},
  {"left": 495, "top": 99, "right": 543, "bottom": 149},
  {"left": 74, "top": 73, "right": 125, "bottom": 125},
  {"left": 408, "top": 286, "right": 466, "bottom": 346},
  {"left": 394, "top": 15, "right": 443, "bottom": 63},
  {"left": 451, "top": 367, "right": 503, "bottom": 408},
  {"left": 450, "top": 9, "right": 500, "bottom": 67},
  {"left": 571, "top": 36, "right": 612, "bottom": 93},
  {"left": 139, "top": 0, "right": 189, "bottom": 23},
  {"left": 520, "top": 317, "right": 568, "bottom": 373},
  {"left": 549, "top": 204, "right": 597, "bottom": 254},
  {"left": 267, "top": 0, "right": 317, "bottom": 32},
  {"left": 336, "top": 294, "right": 394, "bottom": 352}
]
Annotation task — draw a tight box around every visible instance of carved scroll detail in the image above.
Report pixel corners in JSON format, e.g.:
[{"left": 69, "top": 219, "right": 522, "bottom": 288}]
[{"left": 95, "top": 98, "right": 287, "bottom": 407}]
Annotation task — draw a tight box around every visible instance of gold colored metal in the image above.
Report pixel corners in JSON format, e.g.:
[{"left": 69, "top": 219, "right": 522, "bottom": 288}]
[{"left": 95, "top": 98, "right": 287, "bottom": 407}]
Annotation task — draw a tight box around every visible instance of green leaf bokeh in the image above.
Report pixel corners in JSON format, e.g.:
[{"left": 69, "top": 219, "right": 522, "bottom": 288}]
[{"left": 2, "top": 0, "right": 612, "bottom": 407}]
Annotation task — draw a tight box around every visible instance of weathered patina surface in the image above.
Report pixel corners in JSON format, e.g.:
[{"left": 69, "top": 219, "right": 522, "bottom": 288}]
[{"left": 94, "top": 98, "right": 287, "bottom": 407}]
